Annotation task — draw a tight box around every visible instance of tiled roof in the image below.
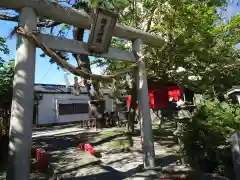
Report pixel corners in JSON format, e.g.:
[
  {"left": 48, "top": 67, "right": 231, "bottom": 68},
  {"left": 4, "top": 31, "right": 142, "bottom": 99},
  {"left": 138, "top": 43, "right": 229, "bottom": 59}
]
[
  {"left": 226, "top": 86, "right": 240, "bottom": 95},
  {"left": 34, "top": 84, "right": 109, "bottom": 94},
  {"left": 35, "top": 84, "right": 76, "bottom": 93}
]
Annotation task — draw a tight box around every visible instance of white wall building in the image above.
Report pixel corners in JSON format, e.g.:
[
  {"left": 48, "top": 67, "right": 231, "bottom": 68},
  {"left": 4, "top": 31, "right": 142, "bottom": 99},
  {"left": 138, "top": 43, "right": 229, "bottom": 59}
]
[
  {"left": 226, "top": 86, "right": 240, "bottom": 105},
  {"left": 34, "top": 84, "right": 114, "bottom": 126}
]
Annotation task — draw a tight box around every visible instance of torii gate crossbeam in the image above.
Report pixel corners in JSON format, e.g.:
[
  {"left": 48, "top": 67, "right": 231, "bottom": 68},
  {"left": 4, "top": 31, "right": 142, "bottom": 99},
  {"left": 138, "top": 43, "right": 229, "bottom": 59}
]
[{"left": 0, "top": 0, "right": 165, "bottom": 47}]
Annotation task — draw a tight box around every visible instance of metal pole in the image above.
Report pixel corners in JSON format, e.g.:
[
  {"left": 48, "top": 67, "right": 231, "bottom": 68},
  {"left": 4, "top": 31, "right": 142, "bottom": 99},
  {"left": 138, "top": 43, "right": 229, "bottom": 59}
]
[
  {"left": 232, "top": 132, "right": 240, "bottom": 180},
  {"left": 7, "top": 7, "right": 37, "bottom": 180},
  {"left": 132, "top": 39, "right": 155, "bottom": 169}
]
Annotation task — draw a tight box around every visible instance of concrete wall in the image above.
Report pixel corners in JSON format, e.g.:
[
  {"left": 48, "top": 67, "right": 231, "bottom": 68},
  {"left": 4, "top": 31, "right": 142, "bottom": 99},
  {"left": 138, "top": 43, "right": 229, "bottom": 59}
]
[
  {"left": 37, "top": 93, "right": 89, "bottom": 125},
  {"left": 104, "top": 94, "right": 114, "bottom": 113},
  {"left": 56, "top": 98, "right": 90, "bottom": 124},
  {"left": 37, "top": 91, "right": 114, "bottom": 125}
]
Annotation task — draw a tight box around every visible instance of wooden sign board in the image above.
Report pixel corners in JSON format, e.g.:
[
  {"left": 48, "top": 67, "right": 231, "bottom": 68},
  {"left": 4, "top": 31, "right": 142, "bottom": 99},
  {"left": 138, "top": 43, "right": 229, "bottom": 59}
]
[{"left": 88, "top": 8, "right": 118, "bottom": 53}]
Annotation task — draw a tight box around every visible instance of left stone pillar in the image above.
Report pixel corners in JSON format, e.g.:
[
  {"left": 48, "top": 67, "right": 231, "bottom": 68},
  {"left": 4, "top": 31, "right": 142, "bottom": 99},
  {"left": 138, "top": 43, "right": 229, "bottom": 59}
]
[{"left": 7, "top": 7, "right": 37, "bottom": 180}]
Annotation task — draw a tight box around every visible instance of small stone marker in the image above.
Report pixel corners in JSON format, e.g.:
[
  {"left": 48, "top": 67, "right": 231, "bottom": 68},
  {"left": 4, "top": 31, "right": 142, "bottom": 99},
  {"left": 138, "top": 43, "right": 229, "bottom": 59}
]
[{"left": 231, "top": 132, "right": 240, "bottom": 180}]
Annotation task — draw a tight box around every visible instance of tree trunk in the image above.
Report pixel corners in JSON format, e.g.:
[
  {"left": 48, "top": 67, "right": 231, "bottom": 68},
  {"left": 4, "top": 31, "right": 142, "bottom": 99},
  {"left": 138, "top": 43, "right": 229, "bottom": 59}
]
[
  {"left": 72, "top": 24, "right": 105, "bottom": 128},
  {"left": 72, "top": 27, "right": 91, "bottom": 75}
]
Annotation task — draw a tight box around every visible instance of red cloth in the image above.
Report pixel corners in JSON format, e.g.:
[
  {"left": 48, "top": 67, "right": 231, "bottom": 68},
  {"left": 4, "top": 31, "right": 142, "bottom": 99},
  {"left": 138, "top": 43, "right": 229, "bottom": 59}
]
[
  {"left": 36, "top": 148, "right": 44, "bottom": 161},
  {"left": 126, "top": 96, "right": 139, "bottom": 110},
  {"left": 35, "top": 148, "right": 51, "bottom": 169},
  {"left": 126, "top": 85, "right": 181, "bottom": 109},
  {"left": 168, "top": 87, "right": 181, "bottom": 101},
  {"left": 148, "top": 89, "right": 155, "bottom": 108},
  {"left": 77, "top": 143, "right": 95, "bottom": 156}
]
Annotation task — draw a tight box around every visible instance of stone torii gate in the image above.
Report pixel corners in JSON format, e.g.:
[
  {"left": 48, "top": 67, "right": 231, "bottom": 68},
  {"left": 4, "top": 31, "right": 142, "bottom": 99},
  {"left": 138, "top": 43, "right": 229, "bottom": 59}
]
[{"left": 0, "top": 0, "right": 165, "bottom": 179}]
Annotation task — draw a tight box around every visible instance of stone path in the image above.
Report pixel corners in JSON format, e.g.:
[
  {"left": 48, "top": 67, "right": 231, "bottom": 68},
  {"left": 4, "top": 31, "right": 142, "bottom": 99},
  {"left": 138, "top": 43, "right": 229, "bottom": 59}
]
[
  {"left": 1, "top": 123, "right": 228, "bottom": 180},
  {"left": 51, "top": 149, "right": 101, "bottom": 179},
  {"left": 0, "top": 121, "right": 229, "bottom": 180},
  {"left": 0, "top": 170, "right": 49, "bottom": 180},
  {"left": 47, "top": 123, "right": 228, "bottom": 180},
  {"left": 32, "top": 123, "right": 182, "bottom": 180}
]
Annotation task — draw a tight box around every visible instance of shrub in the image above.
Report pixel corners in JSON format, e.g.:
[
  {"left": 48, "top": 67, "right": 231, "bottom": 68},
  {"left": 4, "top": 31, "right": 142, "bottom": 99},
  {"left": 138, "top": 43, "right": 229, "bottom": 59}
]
[
  {"left": 0, "top": 60, "right": 14, "bottom": 169},
  {"left": 180, "top": 100, "right": 240, "bottom": 179},
  {"left": 0, "top": 60, "right": 14, "bottom": 137},
  {"left": 0, "top": 61, "right": 42, "bottom": 169}
]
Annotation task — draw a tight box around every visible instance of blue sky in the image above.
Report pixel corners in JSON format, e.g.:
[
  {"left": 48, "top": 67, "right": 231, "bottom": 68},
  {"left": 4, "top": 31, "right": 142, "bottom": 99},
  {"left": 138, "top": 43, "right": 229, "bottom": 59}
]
[
  {"left": 0, "top": 11, "right": 102, "bottom": 85},
  {"left": 0, "top": 2, "right": 239, "bottom": 85}
]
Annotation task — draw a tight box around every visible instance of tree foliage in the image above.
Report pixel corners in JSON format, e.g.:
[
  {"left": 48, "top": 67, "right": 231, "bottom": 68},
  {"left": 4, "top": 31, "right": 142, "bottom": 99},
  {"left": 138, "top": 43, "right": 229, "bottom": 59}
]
[
  {"left": 0, "top": 60, "right": 14, "bottom": 136},
  {"left": 0, "top": 37, "right": 9, "bottom": 66},
  {"left": 180, "top": 100, "right": 240, "bottom": 178},
  {"left": 0, "top": 60, "right": 14, "bottom": 107},
  {"left": 98, "top": 0, "right": 240, "bottom": 97},
  {"left": 1, "top": 1, "right": 240, "bottom": 132},
  {"left": 1, "top": 1, "right": 240, "bottom": 96},
  {"left": 0, "top": 34, "right": 11, "bottom": 124}
]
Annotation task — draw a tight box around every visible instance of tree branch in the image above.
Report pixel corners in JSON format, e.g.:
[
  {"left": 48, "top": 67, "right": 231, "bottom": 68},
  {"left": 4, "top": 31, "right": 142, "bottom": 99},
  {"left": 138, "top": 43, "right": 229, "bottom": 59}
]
[
  {"left": 145, "top": 7, "right": 157, "bottom": 32},
  {"left": 0, "top": 14, "right": 61, "bottom": 27},
  {"left": 37, "top": 20, "right": 61, "bottom": 28},
  {"left": 72, "top": 27, "right": 89, "bottom": 70},
  {"left": 0, "top": 14, "right": 17, "bottom": 21},
  {"left": 12, "top": 26, "right": 114, "bottom": 81}
]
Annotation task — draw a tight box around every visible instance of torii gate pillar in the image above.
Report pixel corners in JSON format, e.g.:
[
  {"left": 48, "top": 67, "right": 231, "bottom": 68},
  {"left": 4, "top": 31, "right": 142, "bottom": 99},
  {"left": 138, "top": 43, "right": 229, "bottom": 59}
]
[
  {"left": 7, "top": 7, "right": 37, "bottom": 180},
  {"left": 133, "top": 39, "right": 155, "bottom": 168}
]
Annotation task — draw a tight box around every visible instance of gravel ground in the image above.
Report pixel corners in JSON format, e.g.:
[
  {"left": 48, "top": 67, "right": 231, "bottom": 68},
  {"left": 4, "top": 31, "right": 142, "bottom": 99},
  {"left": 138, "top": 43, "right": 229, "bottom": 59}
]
[
  {"left": 0, "top": 171, "right": 49, "bottom": 180},
  {"left": 30, "top": 122, "right": 184, "bottom": 180},
  {"left": 1, "top": 122, "right": 229, "bottom": 180},
  {"left": 48, "top": 131, "right": 180, "bottom": 180}
]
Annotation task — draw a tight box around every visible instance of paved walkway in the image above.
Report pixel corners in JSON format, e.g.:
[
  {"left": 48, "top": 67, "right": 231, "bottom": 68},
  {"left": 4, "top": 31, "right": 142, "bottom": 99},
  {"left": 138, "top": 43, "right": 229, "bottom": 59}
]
[
  {"left": 0, "top": 123, "right": 228, "bottom": 180},
  {"left": 31, "top": 123, "right": 184, "bottom": 180},
  {"left": 32, "top": 127, "right": 85, "bottom": 138},
  {"left": 1, "top": 123, "right": 228, "bottom": 180},
  {"left": 48, "top": 139, "right": 177, "bottom": 180}
]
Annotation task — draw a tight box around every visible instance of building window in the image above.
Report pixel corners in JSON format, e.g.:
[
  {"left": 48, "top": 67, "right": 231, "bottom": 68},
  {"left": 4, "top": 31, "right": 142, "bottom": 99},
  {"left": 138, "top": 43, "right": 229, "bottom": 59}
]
[
  {"left": 58, "top": 103, "right": 89, "bottom": 115},
  {"left": 59, "top": 104, "right": 74, "bottom": 115},
  {"left": 74, "top": 103, "right": 89, "bottom": 114}
]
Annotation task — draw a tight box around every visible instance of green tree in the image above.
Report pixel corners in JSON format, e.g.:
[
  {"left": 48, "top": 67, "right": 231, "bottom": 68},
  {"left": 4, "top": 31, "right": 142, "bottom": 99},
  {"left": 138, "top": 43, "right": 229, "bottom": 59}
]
[
  {"left": 1, "top": 1, "right": 240, "bottom": 95},
  {"left": 1, "top": 0, "right": 240, "bottom": 130},
  {"left": 93, "top": 0, "right": 240, "bottom": 130},
  {"left": 0, "top": 60, "right": 14, "bottom": 135},
  {"left": 101, "top": 0, "right": 240, "bottom": 97},
  {"left": 0, "top": 37, "right": 9, "bottom": 66},
  {"left": 0, "top": 36, "right": 11, "bottom": 136},
  {"left": 0, "top": 60, "right": 43, "bottom": 166},
  {"left": 0, "top": 60, "right": 13, "bottom": 167},
  {"left": 181, "top": 100, "right": 240, "bottom": 178}
]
